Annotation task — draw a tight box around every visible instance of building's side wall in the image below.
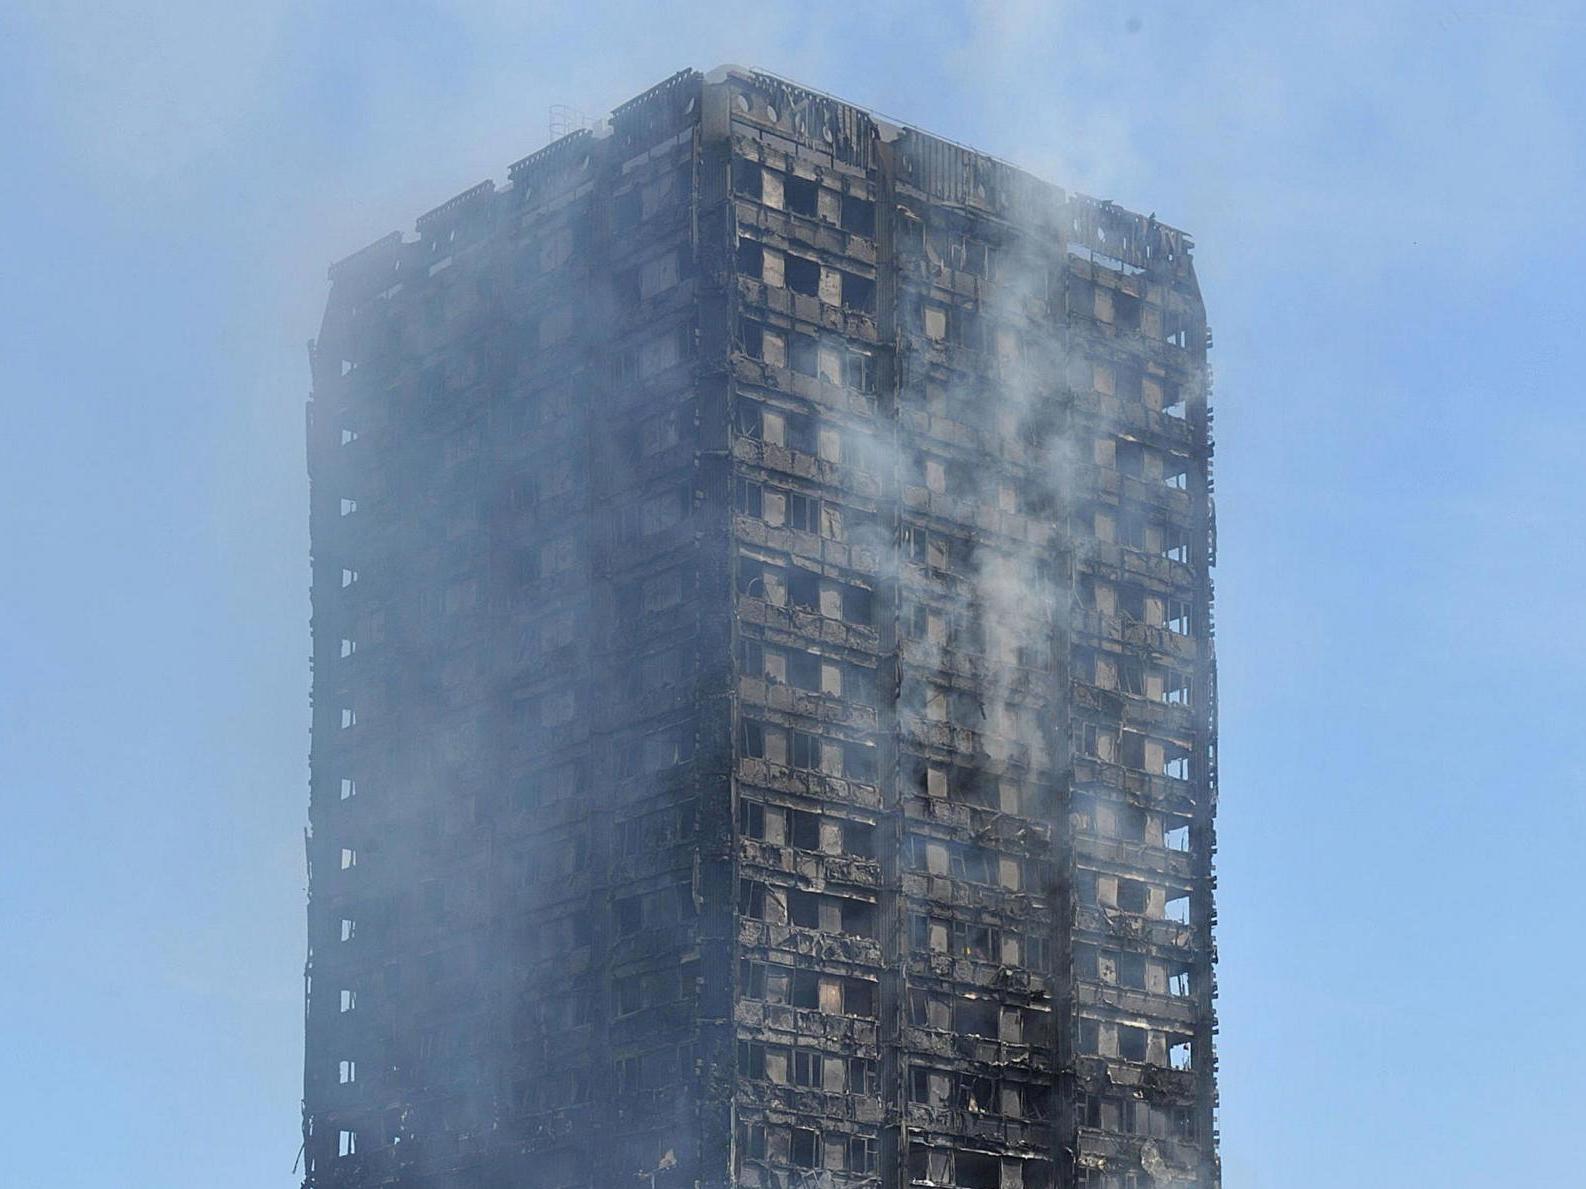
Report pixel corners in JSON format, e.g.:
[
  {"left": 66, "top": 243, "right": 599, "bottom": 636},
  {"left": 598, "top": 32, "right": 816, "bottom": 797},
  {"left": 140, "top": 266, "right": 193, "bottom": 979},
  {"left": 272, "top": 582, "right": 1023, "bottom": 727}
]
[
  {"left": 304, "top": 71, "right": 726, "bottom": 1189},
  {"left": 712, "top": 68, "right": 1219, "bottom": 1189},
  {"left": 1062, "top": 197, "right": 1218, "bottom": 1189}
]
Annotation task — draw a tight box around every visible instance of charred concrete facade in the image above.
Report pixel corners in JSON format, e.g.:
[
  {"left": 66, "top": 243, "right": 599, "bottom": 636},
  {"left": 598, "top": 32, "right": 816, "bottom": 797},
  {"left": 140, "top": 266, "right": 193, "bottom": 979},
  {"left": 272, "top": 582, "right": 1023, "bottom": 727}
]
[{"left": 305, "top": 67, "right": 1218, "bottom": 1189}]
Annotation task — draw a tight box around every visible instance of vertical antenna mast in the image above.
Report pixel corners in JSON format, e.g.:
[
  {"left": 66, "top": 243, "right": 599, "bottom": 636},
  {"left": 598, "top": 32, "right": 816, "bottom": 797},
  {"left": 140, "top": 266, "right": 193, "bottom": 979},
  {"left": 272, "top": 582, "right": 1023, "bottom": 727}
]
[{"left": 548, "top": 104, "right": 592, "bottom": 139}]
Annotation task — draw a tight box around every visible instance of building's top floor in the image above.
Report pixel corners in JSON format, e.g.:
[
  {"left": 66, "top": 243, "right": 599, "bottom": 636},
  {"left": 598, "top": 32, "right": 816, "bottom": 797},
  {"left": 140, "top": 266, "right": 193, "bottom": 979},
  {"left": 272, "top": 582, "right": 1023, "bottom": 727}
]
[{"left": 325, "top": 65, "right": 1197, "bottom": 305}]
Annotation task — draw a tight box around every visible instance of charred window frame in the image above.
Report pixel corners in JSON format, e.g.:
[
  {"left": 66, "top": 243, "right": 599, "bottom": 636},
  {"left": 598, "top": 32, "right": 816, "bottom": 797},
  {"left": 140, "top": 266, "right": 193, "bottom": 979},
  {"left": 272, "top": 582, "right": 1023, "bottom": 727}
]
[{"left": 841, "top": 194, "right": 876, "bottom": 237}]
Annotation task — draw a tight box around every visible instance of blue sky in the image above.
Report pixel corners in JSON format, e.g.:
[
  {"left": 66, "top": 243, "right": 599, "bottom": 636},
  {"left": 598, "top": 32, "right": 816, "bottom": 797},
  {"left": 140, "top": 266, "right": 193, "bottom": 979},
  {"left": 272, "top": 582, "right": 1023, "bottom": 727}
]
[{"left": 2, "top": 3, "right": 1583, "bottom": 1186}]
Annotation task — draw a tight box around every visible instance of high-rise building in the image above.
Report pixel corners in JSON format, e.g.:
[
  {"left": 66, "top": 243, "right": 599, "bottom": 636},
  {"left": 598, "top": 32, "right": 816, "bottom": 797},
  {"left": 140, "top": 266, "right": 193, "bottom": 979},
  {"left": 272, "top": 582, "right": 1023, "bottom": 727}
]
[{"left": 304, "top": 66, "right": 1218, "bottom": 1189}]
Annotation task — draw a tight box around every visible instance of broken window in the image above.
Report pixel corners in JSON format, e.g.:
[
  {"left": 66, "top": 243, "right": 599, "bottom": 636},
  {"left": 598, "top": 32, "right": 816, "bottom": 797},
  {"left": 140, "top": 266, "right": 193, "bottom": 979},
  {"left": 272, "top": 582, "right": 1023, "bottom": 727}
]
[
  {"left": 739, "top": 318, "right": 783, "bottom": 366},
  {"left": 816, "top": 183, "right": 841, "bottom": 224},
  {"left": 840, "top": 897, "right": 876, "bottom": 937},
  {"left": 909, "top": 1066, "right": 949, "bottom": 1108},
  {"left": 953, "top": 996, "right": 998, "bottom": 1038},
  {"left": 737, "top": 879, "right": 767, "bottom": 921},
  {"left": 736, "top": 238, "right": 763, "bottom": 279},
  {"left": 841, "top": 271, "right": 875, "bottom": 312},
  {"left": 840, "top": 583, "right": 874, "bottom": 626},
  {"left": 844, "top": 1134, "right": 877, "bottom": 1173},
  {"left": 1162, "top": 383, "right": 1189, "bottom": 423},
  {"left": 1073, "top": 944, "right": 1098, "bottom": 981},
  {"left": 1117, "top": 511, "right": 1147, "bottom": 551},
  {"left": 820, "top": 500, "right": 844, "bottom": 540},
  {"left": 788, "top": 1048, "right": 819, "bottom": 1088},
  {"left": 843, "top": 741, "right": 877, "bottom": 783},
  {"left": 732, "top": 157, "right": 762, "bottom": 200},
  {"left": 750, "top": 161, "right": 783, "bottom": 209},
  {"left": 840, "top": 819, "right": 875, "bottom": 858},
  {"left": 790, "top": 1127, "right": 819, "bottom": 1169},
  {"left": 788, "top": 332, "right": 817, "bottom": 377},
  {"left": 1162, "top": 309, "right": 1191, "bottom": 350},
  {"left": 1168, "top": 966, "right": 1193, "bottom": 997},
  {"left": 785, "top": 410, "right": 816, "bottom": 454},
  {"left": 1114, "top": 289, "right": 1143, "bottom": 330},
  {"left": 736, "top": 557, "right": 781, "bottom": 605},
  {"left": 844, "top": 345, "right": 877, "bottom": 393},
  {"left": 732, "top": 477, "right": 763, "bottom": 519},
  {"left": 784, "top": 492, "right": 820, "bottom": 533},
  {"left": 955, "top": 1151, "right": 1001, "bottom": 1189},
  {"left": 844, "top": 979, "right": 876, "bottom": 1016},
  {"left": 1078, "top": 1017, "right": 1100, "bottom": 1055},
  {"left": 788, "top": 808, "right": 820, "bottom": 851},
  {"left": 1119, "top": 657, "right": 1145, "bottom": 695},
  {"left": 787, "top": 729, "right": 818, "bottom": 770},
  {"left": 1169, "top": 1038, "right": 1193, "bottom": 1070},
  {"left": 1117, "top": 1024, "right": 1148, "bottom": 1061},
  {"left": 950, "top": 919, "right": 995, "bottom": 962},
  {"left": 784, "top": 175, "right": 818, "bottom": 217},
  {"left": 1116, "top": 879, "right": 1149, "bottom": 914},
  {"left": 738, "top": 799, "right": 766, "bottom": 840},
  {"left": 1162, "top": 669, "right": 1192, "bottom": 705},
  {"left": 788, "top": 889, "right": 820, "bottom": 929},
  {"left": 909, "top": 914, "right": 951, "bottom": 954},
  {"left": 787, "top": 650, "right": 820, "bottom": 691},
  {"left": 953, "top": 232, "right": 996, "bottom": 279},
  {"left": 785, "top": 254, "right": 820, "bottom": 296},
  {"left": 1163, "top": 743, "right": 1191, "bottom": 780},
  {"left": 1163, "top": 452, "right": 1191, "bottom": 488},
  {"left": 827, "top": 190, "right": 874, "bottom": 236},
  {"left": 1160, "top": 523, "right": 1191, "bottom": 564},
  {"left": 956, "top": 1073, "right": 995, "bottom": 1113},
  {"left": 1114, "top": 802, "right": 1148, "bottom": 843}
]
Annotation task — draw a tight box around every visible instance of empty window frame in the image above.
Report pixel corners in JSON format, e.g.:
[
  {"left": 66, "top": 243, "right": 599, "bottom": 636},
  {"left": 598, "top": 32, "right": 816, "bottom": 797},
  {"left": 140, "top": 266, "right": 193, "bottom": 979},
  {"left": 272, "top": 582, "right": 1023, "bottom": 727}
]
[
  {"left": 1117, "top": 1024, "right": 1148, "bottom": 1062},
  {"left": 1115, "top": 878, "right": 1149, "bottom": 914}
]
